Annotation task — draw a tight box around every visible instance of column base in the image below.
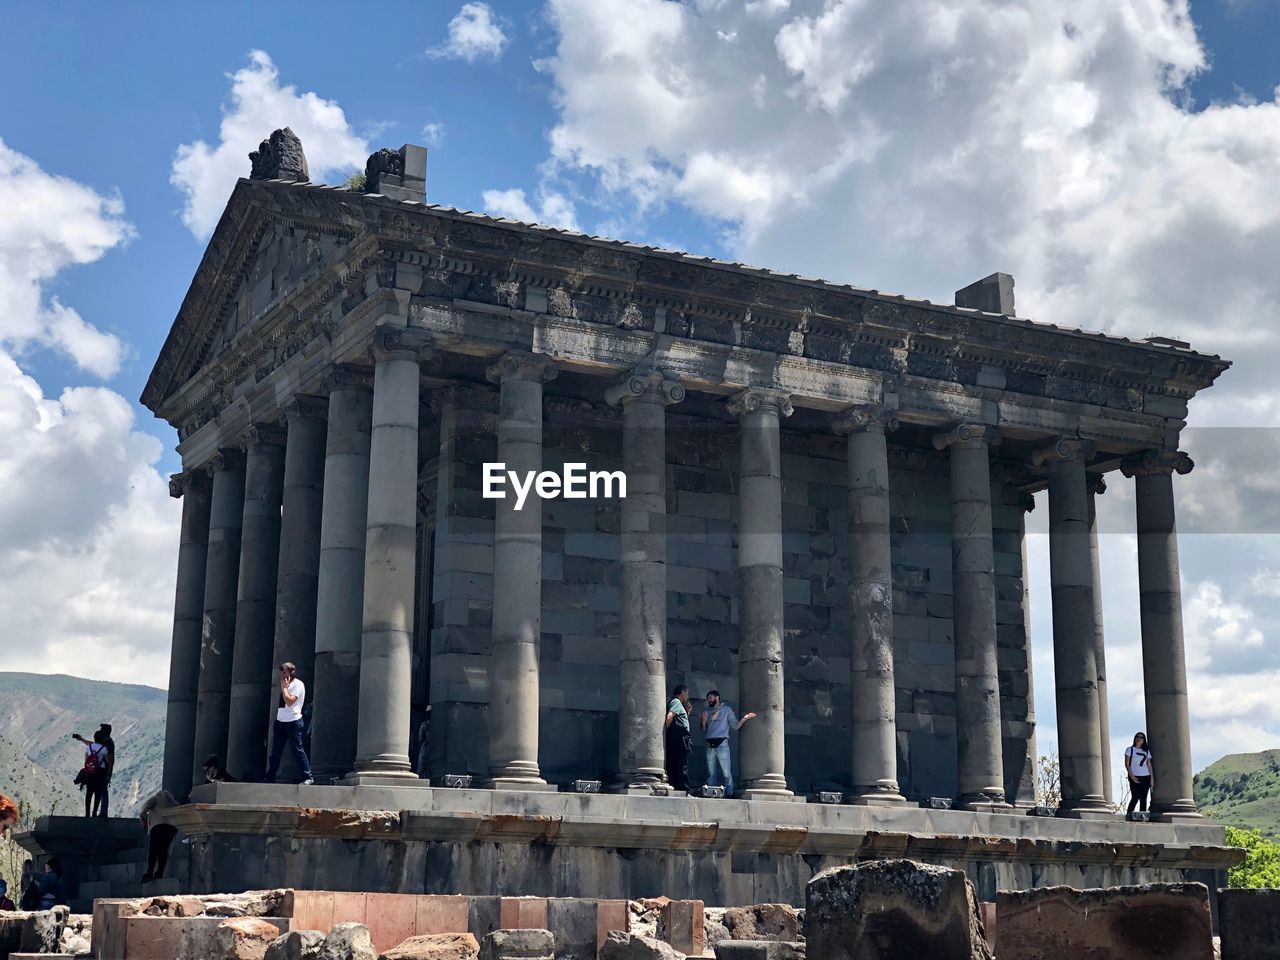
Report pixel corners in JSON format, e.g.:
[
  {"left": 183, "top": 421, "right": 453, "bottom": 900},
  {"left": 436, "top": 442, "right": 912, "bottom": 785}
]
[
  {"left": 339, "top": 773, "right": 430, "bottom": 787},
  {"left": 741, "top": 788, "right": 804, "bottom": 802},
  {"left": 1153, "top": 810, "right": 1205, "bottom": 822},
  {"left": 956, "top": 794, "right": 1015, "bottom": 813},
  {"left": 846, "top": 791, "right": 909, "bottom": 806},
  {"left": 488, "top": 778, "right": 557, "bottom": 792},
  {"left": 1058, "top": 795, "right": 1115, "bottom": 819}
]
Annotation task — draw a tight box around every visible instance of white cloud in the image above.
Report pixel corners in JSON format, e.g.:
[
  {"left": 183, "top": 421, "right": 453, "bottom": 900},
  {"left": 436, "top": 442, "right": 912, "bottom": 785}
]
[
  {"left": 0, "top": 141, "right": 132, "bottom": 377},
  {"left": 426, "top": 3, "right": 510, "bottom": 63},
  {"left": 482, "top": 187, "right": 581, "bottom": 231},
  {"left": 0, "top": 147, "right": 180, "bottom": 684},
  {"left": 531, "top": 0, "right": 1280, "bottom": 775},
  {"left": 171, "top": 51, "right": 369, "bottom": 239},
  {"left": 421, "top": 122, "right": 446, "bottom": 147}
]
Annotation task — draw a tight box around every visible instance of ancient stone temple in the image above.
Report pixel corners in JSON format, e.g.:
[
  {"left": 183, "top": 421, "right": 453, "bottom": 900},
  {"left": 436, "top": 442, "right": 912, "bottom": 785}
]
[{"left": 138, "top": 131, "right": 1235, "bottom": 902}]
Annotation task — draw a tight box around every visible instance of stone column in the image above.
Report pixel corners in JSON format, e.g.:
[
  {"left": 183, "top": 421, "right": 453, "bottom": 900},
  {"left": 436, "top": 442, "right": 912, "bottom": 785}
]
[
  {"left": 352, "top": 328, "right": 432, "bottom": 780},
  {"left": 932, "top": 424, "right": 1007, "bottom": 809},
  {"left": 606, "top": 369, "right": 684, "bottom": 790},
  {"left": 1088, "top": 474, "right": 1113, "bottom": 804},
  {"left": 310, "top": 368, "right": 374, "bottom": 781},
  {"left": 268, "top": 396, "right": 327, "bottom": 780},
  {"left": 1035, "top": 438, "right": 1108, "bottom": 813},
  {"left": 1122, "top": 450, "right": 1200, "bottom": 818},
  {"left": 486, "top": 351, "right": 557, "bottom": 789},
  {"left": 226, "top": 426, "right": 286, "bottom": 780},
  {"left": 192, "top": 450, "right": 246, "bottom": 771},
  {"left": 162, "top": 471, "right": 212, "bottom": 797},
  {"left": 836, "top": 405, "right": 905, "bottom": 804},
  {"left": 729, "top": 388, "right": 793, "bottom": 800}
]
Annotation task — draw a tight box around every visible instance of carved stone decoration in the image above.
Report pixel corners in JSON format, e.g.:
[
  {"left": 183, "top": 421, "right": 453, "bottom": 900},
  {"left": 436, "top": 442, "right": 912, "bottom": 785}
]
[
  {"left": 369, "top": 326, "right": 435, "bottom": 364},
  {"left": 205, "top": 447, "right": 245, "bottom": 476},
  {"left": 1030, "top": 437, "right": 1097, "bottom": 467},
  {"left": 429, "top": 380, "right": 498, "bottom": 416},
  {"left": 1120, "top": 449, "right": 1195, "bottom": 478},
  {"left": 168, "top": 470, "right": 210, "bottom": 500},
  {"left": 726, "top": 387, "right": 794, "bottom": 420},
  {"left": 248, "top": 128, "right": 309, "bottom": 182},
  {"left": 484, "top": 350, "right": 559, "bottom": 385},
  {"left": 833, "top": 404, "right": 899, "bottom": 436},
  {"left": 604, "top": 369, "right": 686, "bottom": 407},
  {"left": 241, "top": 423, "right": 286, "bottom": 450},
  {"left": 1087, "top": 473, "right": 1107, "bottom": 496},
  {"left": 282, "top": 395, "right": 328, "bottom": 424},
  {"left": 320, "top": 364, "right": 374, "bottom": 394},
  {"left": 365, "top": 147, "right": 403, "bottom": 183},
  {"left": 932, "top": 422, "right": 1000, "bottom": 451}
]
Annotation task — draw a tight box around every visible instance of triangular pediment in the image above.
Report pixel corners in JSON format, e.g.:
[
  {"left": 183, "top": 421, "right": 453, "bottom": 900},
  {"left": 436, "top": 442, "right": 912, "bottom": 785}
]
[{"left": 142, "top": 180, "right": 364, "bottom": 413}]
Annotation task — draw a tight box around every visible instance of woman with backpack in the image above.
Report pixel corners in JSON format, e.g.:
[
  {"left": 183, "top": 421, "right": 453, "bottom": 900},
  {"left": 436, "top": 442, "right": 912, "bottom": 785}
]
[{"left": 72, "top": 730, "right": 110, "bottom": 817}]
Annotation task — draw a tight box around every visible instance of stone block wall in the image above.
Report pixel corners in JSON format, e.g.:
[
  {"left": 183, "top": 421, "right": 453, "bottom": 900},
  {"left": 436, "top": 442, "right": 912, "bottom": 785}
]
[{"left": 421, "top": 405, "right": 1036, "bottom": 802}]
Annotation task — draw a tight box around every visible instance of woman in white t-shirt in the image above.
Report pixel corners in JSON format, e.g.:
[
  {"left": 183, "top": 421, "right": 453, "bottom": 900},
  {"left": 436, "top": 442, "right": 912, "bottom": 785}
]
[{"left": 1124, "top": 731, "right": 1155, "bottom": 818}]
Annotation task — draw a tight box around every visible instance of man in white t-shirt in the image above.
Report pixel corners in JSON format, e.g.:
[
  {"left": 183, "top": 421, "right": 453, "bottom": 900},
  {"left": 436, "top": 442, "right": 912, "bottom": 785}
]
[{"left": 264, "top": 662, "right": 314, "bottom": 785}]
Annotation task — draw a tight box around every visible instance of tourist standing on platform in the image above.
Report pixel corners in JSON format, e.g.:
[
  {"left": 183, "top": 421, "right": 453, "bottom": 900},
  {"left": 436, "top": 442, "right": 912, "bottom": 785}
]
[
  {"left": 36, "top": 858, "right": 63, "bottom": 909},
  {"left": 97, "top": 723, "right": 116, "bottom": 816},
  {"left": 72, "top": 730, "right": 110, "bottom": 817},
  {"left": 699, "top": 690, "right": 756, "bottom": 798},
  {"left": 664, "top": 684, "right": 693, "bottom": 791},
  {"left": 18, "top": 861, "right": 39, "bottom": 910},
  {"left": 1125, "top": 731, "right": 1155, "bottom": 818},
  {"left": 265, "top": 662, "right": 314, "bottom": 784},
  {"left": 139, "top": 789, "right": 179, "bottom": 883},
  {"left": 415, "top": 709, "right": 431, "bottom": 779}
]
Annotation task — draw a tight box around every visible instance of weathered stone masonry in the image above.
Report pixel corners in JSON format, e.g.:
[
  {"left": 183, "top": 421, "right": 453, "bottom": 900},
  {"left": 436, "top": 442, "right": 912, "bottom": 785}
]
[{"left": 146, "top": 136, "right": 1227, "bottom": 820}]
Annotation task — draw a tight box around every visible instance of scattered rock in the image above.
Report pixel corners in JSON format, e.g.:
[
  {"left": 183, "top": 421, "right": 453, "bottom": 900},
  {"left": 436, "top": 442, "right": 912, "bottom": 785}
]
[
  {"left": 381, "top": 931, "right": 480, "bottom": 960},
  {"left": 599, "top": 931, "right": 685, "bottom": 960},
  {"left": 205, "top": 890, "right": 290, "bottom": 918},
  {"left": 805, "top": 859, "right": 993, "bottom": 960},
  {"left": 144, "top": 895, "right": 208, "bottom": 917},
  {"left": 20, "top": 906, "right": 68, "bottom": 954},
  {"left": 479, "top": 928, "right": 555, "bottom": 960},
  {"left": 217, "top": 916, "right": 286, "bottom": 960},
  {"left": 658, "top": 901, "right": 705, "bottom": 957},
  {"left": 320, "top": 922, "right": 378, "bottom": 960},
  {"left": 266, "top": 929, "right": 327, "bottom": 960},
  {"left": 720, "top": 906, "right": 799, "bottom": 944}
]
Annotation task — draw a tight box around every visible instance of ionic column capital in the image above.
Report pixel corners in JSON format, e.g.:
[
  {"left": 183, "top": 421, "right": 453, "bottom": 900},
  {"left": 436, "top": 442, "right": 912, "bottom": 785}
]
[
  {"left": 932, "top": 422, "right": 1000, "bottom": 451},
  {"left": 205, "top": 447, "right": 245, "bottom": 475},
  {"left": 1121, "top": 449, "right": 1194, "bottom": 478},
  {"left": 834, "top": 404, "right": 898, "bottom": 436},
  {"left": 239, "top": 423, "right": 286, "bottom": 451},
  {"left": 605, "top": 369, "right": 686, "bottom": 407},
  {"left": 727, "top": 387, "right": 793, "bottom": 420},
  {"left": 1030, "top": 437, "right": 1096, "bottom": 466},
  {"left": 320, "top": 363, "right": 374, "bottom": 394},
  {"left": 169, "top": 470, "right": 211, "bottom": 500},
  {"left": 369, "top": 326, "right": 435, "bottom": 364},
  {"left": 429, "top": 380, "right": 499, "bottom": 415},
  {"left": 1087, "top": 473, "right": 1107, "bottom": 497},
  {"left": 282, "top": 395, "right": 328, "bottom": 424},
  {"left": 485, "top": 350, "right": 559, "bottom": 385}
]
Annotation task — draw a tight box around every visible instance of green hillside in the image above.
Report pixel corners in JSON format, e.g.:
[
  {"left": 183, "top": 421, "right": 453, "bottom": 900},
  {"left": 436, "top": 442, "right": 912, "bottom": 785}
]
[
  {"left": 0, "top": 672, "right": 166, "bottom": 819},
  {"left": 1194, "top": 749, "right": 1280, "bottom": 837}
]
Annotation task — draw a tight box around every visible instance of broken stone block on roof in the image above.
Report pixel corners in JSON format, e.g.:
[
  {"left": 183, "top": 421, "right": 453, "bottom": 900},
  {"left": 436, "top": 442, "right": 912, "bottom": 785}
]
[
  {"left": 804, "top": 859, "right": 993, "bottom": 960},
  {"left": 249, "top": 127, "right": 309, "bottom": 182}
]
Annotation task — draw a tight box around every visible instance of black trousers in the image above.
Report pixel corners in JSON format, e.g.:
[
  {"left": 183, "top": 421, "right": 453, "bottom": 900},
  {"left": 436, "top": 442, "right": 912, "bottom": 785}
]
[
  {"left": 265, "top": 718, "right": 312, "bottom": 781},
  {"left": 146, "top": 825, "right": 178, "bottom": 878},
  {"left": 665, "top": 726, "right": 692, "bottom": 791},
  {"left": 1128, "top": 775, "right": 1152, "bottom": 814}
]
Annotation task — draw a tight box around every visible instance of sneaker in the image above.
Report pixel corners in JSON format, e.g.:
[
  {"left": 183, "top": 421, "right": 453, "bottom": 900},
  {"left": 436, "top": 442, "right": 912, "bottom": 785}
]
[
  {"left": 302, "top": 778, "right": 314, "bottom": 785},
  {"left": 141, "top": 873, "right": 153, "bottom": 884}
]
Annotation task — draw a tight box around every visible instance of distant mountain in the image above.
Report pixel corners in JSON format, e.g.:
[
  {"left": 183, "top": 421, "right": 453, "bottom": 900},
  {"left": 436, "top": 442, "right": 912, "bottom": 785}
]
[
  {"left": 1194, "top": 749, "right": 1280, "bottom": 837},
  {"left": 0, "top": 672, "right": 166, "bottom": 819}
]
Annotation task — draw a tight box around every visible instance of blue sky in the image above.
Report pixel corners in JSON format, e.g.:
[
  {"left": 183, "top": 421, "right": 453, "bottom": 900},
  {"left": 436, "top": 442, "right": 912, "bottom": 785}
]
[{"left": 4, "top": 0, "right": 1280, "bottom": 784}]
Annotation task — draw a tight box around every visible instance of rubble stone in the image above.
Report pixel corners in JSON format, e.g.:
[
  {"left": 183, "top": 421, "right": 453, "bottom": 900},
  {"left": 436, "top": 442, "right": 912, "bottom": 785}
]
[
  {"left": 144, "top": 895, "right": 208, "bottom": 917},
  {"left": 20, "top": 906, "right": 68, "bottom": 954},
  {"left": 805, "top": 859, "right": 993, "bottom": 960},
  {"left": 658, "top": 901, "right": 704, "bottom": 957},
  {"left": 599, "top": 931, "right": 684, "bottom": 960},
  {"left": 994, "top": 883, "right": 1212, "bottom": 960},
  {"left": 320, "top": 922, "right": 379, "bottom": 960},
  {"left": 217, "top": 916, "right": 288, "bottom": 960},
  {"left": 720, "top": 906, "right": 798, "bottom": 943},
  {"left": 480, "top": 928, "right": 555, "bottom": 960},
  {"left": 1218, "top": 888, "right": 1280, "bottom": 960},
  {"left": 266, "top": 929, "right": 327, "bottom": 960},
  {"left": 381, "top": 931, "right": 481, "bottom": 960}
]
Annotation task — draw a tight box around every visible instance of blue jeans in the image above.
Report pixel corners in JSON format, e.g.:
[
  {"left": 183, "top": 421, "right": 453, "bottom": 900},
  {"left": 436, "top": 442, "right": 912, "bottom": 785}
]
[
  {"left": 705, "top": 740, "right": 733, "bottom": 796},
  {"left": 265, "top": 719, "right": 312, "bottom": 782}
]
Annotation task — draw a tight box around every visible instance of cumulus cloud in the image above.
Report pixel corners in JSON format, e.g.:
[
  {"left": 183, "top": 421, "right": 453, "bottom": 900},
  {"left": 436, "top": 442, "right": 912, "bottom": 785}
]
[
  {"left": 0, "top": 141, "right": 132, "bottom": 377},
  {"left": 426, "top": 3, "right": 510, "bottom": 62},
  {"left": 171, "top": 51, "right": 369, "bottom": 239},
  {"left": 530, "top": 0, "right": 1280, "bottom": 773},
  {"left": 0, "top": 146, "right": 180, "bottom": 684},
  {"left": 482, "top": 187, "right": 581, "bottom": 231}
]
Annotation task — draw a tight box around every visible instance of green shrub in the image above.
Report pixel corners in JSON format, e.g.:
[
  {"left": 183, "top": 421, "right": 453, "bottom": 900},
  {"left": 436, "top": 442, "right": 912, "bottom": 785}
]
[{"left": 1226, "top": 825, "right": 1280, "bottom": 888}]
